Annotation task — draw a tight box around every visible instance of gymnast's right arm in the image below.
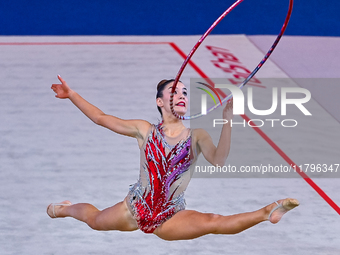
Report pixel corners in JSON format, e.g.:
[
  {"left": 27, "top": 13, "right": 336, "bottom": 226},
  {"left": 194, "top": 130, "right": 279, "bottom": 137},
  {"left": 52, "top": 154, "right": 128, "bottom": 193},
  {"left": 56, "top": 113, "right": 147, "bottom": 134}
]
[{"left": 51, "top": 75, "right": 150, "bottom": 140}]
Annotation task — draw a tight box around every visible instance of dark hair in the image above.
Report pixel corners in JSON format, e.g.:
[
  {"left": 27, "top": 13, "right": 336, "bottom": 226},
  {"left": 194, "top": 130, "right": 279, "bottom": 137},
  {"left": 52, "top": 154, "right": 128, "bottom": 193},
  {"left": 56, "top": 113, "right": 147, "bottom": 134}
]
[{"left": 156, "top": 79, "right": 176, "bottom": 116}]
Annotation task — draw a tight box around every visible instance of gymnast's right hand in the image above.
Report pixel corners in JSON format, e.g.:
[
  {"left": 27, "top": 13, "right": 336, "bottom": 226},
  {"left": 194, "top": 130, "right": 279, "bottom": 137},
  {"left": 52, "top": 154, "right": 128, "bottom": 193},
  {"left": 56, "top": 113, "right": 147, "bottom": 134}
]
[{"left": 51, "top": 75, "right": 73, "bottom": 99}]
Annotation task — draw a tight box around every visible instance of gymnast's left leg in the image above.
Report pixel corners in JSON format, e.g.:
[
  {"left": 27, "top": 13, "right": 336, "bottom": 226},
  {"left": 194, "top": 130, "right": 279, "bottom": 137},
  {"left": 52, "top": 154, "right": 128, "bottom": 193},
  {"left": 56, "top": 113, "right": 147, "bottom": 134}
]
[
  {"left": 153, "top": 198, "right": 299, "bottom": 241},
  {"left": 47, "top": 198, "right": 138, "bottom": 231}
]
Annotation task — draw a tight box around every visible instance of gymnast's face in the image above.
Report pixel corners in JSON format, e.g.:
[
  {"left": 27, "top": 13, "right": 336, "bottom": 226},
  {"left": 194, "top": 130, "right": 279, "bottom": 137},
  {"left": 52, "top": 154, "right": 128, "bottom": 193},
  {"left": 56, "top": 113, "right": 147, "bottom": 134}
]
[{"left": 157, "top": 82, "right": 188, "bottom": 117}]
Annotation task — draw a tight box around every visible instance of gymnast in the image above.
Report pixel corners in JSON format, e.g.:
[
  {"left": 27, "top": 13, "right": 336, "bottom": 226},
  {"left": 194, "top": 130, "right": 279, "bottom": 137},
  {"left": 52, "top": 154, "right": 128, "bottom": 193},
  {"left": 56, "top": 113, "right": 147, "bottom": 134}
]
[{"left": 47, "top": 75, "right": 299, "bottom": 240}]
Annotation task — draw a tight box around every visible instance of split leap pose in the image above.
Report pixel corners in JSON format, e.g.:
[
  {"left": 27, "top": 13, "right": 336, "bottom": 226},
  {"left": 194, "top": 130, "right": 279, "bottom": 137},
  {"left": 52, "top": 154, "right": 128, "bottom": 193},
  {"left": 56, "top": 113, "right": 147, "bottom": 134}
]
[{"left": 48, "top": 75, "right": 299, "bottom": 240}]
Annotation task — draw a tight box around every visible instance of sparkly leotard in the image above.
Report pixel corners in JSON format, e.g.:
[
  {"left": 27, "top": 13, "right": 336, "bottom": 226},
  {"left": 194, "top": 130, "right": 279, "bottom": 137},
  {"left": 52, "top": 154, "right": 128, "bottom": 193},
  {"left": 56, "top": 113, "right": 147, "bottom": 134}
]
[{"left": 127, "top": 123, "right": 195, "bottom": 233}]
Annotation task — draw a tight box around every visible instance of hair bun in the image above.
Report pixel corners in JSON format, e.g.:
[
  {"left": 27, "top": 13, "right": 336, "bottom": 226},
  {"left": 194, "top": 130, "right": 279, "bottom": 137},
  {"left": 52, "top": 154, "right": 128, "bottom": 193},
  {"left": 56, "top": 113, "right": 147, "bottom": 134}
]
[{"left": 157, "top": 80, "right": 169, "bottom": 91}]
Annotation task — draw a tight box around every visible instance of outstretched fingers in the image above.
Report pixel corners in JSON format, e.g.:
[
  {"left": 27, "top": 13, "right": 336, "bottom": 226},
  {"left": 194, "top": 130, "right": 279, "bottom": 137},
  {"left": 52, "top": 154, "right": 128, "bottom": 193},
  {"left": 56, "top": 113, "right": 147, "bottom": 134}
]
[
  {"left": 51, "top": 75, "right": 72, "bottom": 99},
  {"left": 57, "top": 74, "right": 66, "bottom": 84}
]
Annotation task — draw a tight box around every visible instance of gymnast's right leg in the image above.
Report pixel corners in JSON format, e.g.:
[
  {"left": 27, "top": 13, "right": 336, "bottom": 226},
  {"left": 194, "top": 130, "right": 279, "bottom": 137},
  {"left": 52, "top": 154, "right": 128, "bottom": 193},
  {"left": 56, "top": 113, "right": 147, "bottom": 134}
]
[{"left": 47, "top": 198, "right": 138, "bottom": 232}]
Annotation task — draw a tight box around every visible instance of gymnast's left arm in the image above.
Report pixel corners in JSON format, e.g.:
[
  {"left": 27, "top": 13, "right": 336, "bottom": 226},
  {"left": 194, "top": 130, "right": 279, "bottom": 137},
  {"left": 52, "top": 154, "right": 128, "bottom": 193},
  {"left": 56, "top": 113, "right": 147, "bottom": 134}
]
[{"left": 197, "top": 99, "right": 233, "bottom": 166}]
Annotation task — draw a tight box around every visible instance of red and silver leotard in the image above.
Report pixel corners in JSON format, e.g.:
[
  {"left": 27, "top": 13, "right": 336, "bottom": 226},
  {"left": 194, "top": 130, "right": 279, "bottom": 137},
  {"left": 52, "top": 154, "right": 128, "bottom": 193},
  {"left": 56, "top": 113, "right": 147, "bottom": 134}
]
[{"left": 127, "top": 123, "right": 194, "bottom": 233}]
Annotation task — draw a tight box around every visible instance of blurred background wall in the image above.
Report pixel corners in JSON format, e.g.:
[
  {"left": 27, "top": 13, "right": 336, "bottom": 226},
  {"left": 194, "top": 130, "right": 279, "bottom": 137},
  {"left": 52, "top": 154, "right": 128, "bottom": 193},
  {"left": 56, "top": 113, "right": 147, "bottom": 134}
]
[{"left": 0, "top": 0, "right": 338, "bottom": 36}]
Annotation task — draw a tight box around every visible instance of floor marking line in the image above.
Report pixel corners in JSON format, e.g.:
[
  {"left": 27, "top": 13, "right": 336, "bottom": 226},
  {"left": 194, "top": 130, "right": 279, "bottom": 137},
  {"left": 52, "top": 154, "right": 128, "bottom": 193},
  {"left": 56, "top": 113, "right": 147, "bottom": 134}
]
[{"left": 0, "top": 41, "right": 171, "bottom": 46}]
